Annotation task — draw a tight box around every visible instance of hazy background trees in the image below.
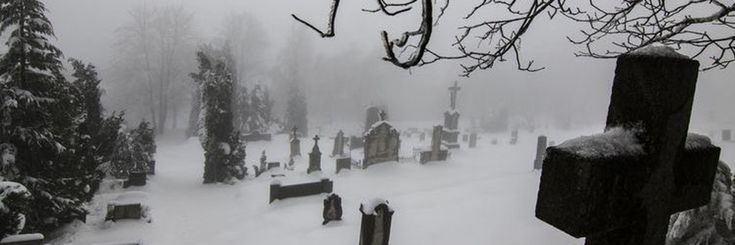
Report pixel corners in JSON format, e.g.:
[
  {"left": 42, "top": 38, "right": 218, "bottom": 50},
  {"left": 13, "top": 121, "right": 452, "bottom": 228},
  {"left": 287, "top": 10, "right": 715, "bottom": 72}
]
[{"left": 107, "top": 4, "right": 197, "bottom": 134}]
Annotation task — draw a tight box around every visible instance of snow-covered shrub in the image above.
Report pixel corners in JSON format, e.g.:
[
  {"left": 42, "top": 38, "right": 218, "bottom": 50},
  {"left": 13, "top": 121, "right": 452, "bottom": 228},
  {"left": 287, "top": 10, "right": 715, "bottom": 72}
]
[{"left": 0, "top": 181, "right": 32, "bottom": 239}]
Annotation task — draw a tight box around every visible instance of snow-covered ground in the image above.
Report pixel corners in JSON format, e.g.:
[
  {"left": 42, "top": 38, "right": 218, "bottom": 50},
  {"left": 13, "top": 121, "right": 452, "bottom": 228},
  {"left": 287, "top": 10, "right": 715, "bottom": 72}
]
[{"left": 50, "top": 123, "right": 735, "bottom": 245}]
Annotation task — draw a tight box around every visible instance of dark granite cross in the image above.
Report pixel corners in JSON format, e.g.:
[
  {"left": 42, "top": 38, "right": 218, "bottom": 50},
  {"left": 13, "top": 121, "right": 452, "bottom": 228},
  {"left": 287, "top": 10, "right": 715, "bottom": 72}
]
[
  {"left": 313, "top": 135, "right": 321, "bottom": 152},
  {"left": 448, "top": 81, "right": 461, "bottom": 110},
  {"left": 535, "top": 50, "right": 721, "bottom": 245}
]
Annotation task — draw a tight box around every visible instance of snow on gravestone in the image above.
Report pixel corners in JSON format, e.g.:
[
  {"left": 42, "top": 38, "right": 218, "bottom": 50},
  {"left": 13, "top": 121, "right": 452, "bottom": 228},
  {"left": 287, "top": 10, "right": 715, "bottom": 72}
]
[
  {"left": 359, "top": 199, "right": 394, "bottom": 245},
  {"left": 363, "top": 111, "right": 401, "bottom": 169},
  {"left": 0, "top": 233, "right": 44, "bottom": 245},
  {"left": 535, "top": 45, "right": 721, "bottom": 245}
]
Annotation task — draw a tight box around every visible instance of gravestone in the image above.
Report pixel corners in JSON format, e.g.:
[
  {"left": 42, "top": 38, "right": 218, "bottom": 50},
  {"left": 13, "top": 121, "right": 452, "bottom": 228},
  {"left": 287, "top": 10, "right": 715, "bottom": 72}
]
[
  {"left": 308, "top": 135, "right": 322, "bottom": 174},
  {"left": 442, "top": 81, "right": 461, "bottom": 149},
  {"left": 419, "top": 132, "right": 426, "bottom": 141},
  {"left": 419, "top": 125, "right": 449, "bottom": 164},
  {"left": 359, "top": 199, "right": 394, "bottom": 245},
  {"left": 0, "top": 234, "right": 44, "bottom": 245},
  {"left": 123, "top": 171, "right": 146, "bottom": 188},
  {"left": 363, "top": 111, "right": 401, "bottom": 169},
  {"left": 365, "top": 106, "right": 382, "bottom": 133},
  {"left": 535, "top": 47, "right": 721, "bottom": 245},
  {"left": 105, "top": 203, "right": 143, "bottom": 221},
  {"left": 350, "top": 136, "right": 364, "bottom": 149},
  {"left": 332, "top": 130, "right": 346, "bottom": 157},
  {"left": 462, "top": 134, "right": 469, "bottom": 142},
  {"left": 509, "top": 129, "right": 518, "bottom": 145},
  {"left": 336, "top": 157, "right": 351, "bottom": 174},
  {"left": 469, "top": 132, "right": 477, "bottom": 148},
  {"left": 270, "top": 178, "right": 333, "bottom": 203},
  {"left": 290, "top": 127, "right": 301, "bottom": 157},
  {"left": 260, "top": 150, "right": 267, "bottom": 170},
  {"left": 322, "top": 194, "right": 343, "bottom": 225},
  {"left": 534, "top": 135, "right": 547, "bottom": 170},
  {"left": 723, "top": 130, "right": 732, "bottom": 141}
]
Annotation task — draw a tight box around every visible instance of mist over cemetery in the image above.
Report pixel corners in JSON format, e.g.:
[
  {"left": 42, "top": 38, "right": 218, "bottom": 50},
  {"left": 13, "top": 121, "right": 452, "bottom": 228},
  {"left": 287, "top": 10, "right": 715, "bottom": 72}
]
[{"left": 1, "top": 0, "right": 734, "bottom": 245}]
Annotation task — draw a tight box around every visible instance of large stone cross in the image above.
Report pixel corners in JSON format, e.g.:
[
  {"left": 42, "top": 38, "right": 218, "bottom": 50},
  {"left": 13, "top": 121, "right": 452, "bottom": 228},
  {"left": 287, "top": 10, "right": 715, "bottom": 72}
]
[
  {"left": 448, "top": 81, "right": 461, "bottom": 110},
  {"left": 535, "top": 48, "right": 721, "bottom": 245}
]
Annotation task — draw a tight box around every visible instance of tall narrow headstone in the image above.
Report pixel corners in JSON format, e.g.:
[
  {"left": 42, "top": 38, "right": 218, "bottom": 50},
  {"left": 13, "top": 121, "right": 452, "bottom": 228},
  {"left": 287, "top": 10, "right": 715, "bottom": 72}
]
[
  {"left": 533, "top": 135, "right": 547, "bottom": 170},
  {"left": 332, "top": 130, "right": 346, "bottom": 157},
  {"left": 308, "top": 135, "right": 322, "bottom": 174},
  {"left": 536, "top": 47, "right": 720, "bottom": 245},
  {"left": 420, "top": 125, "right": 449, "bottom": 164},
  {"left": 469, "top": 132, "right": 477, "bottom": 148},
  {"left": 359, "top": 199, "right": 394, "bottom": 245},
  {"left": 442, "top": 81, "right": 461, "bottom": 149},
  {"left": 290, "top": 127, "right": 301, "bottom": 157}
]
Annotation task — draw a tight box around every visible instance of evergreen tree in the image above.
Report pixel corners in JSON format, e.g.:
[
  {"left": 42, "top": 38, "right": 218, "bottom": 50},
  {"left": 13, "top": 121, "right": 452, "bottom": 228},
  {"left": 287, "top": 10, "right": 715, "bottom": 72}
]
[
  {"left": 0, "top": 143, "right": 31, "bottom": 239},
  {"left": 192, "top": 49, "right": 247, "bottom": 184},
  {"left": 0, "top": 0, "right": 86, "bottom": 233},
  {"left": 285, "top": 85, "right": 307, "bottom": 137},
  {"left": 131, "top": 121, "right": 156, "bottom": 174}
]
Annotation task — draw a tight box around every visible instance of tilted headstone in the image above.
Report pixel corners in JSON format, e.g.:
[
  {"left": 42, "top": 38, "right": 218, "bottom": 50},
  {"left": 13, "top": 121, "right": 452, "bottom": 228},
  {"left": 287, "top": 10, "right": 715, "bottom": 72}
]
[
  {"left": 363, "top": 111, "right": 401, "bottom": 169},
  {"left": 359, "top": 199, "right": 394, "bottom": 245},
  {"left": 419, "top": 125, "right": 449, "bottom": 164},
  {"left": 535, "top": 47, "right": 721, "bottom": 245},
  {"left": 308, "top": 135, "right": 322, "bottom": 174},
  {"left": 290, "top": 127, "right": 301, "bottom": 157},
  {"left": 534, "top": 135, "right": 547, "bottom": 170},
  {"left": 336, "top": 157, "right": 351, "bottom": 174},
  {"left": 0, "top": 234, "right": 44, "bottom": 245},
  {"left": 723, "top": 130, "right": 732, "bottom": 141},
  {"left": 332, "top": 130, "right": 346, "bottom": 157},
  {"left": 509, "top": 129, "right": 518, "bottom": 145},
  {"left": 469, "top": 132, "right": 477, "bottom": 148},
  {"left": 365, "top": 106, "right": 382, "bottom": 133},
  {"left": 322, "top": 193, "right": 343, "bottom": 225}
]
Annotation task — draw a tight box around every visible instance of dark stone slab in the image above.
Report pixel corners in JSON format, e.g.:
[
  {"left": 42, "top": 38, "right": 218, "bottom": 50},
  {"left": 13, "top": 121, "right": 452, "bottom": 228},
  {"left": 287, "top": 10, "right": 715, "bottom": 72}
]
[
  {"left": 105, "top": 203, "right": 143, "bottom": 221},
  {"left": 336, "top": 157, "right": 351, "bottom": 174},
  {"left": 322, "top": 194, "right": 343, "bottom": 225},
  {"left": 359, "top": 201, "right": 394, "bottom": 245},
  {"left": 270, "top": 178, "right": 333, "bottom": 203},
  {"left": 123, "top": 171, "right": 146, "bottom": 188}
]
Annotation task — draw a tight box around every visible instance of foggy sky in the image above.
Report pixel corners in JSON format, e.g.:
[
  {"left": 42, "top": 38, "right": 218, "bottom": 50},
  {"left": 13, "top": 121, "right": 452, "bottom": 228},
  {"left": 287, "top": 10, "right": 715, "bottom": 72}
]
[{"left": 44, "top": 0, "right": 735, "bottom": 131}]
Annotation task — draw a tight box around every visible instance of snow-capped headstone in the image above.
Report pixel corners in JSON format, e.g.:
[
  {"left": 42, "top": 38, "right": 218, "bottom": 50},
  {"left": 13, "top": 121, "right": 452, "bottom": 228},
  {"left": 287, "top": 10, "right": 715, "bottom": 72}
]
[
  {"left": 322, "top": 193, "right": 342, "bottom": 225},
  {"left": 723, "top": 129, "right": 732, "bottom": 142},
  {"left": 307, "top": 135, "right": 322, "bottom": 174},
  {"left": 363, "top": 111, "right": 400, "bottom": 169},
  {"left": 290, "top": 127, "right": 301, "bottom": 157},
  {"left": 359, "top": 199, "right": 394, "bottom": 245},
  {"left": 535, "top": 47, "right": 721, "bottom": 245},
  {"left": 533, "top": 135, "right": 547, "bottom": 170},
  {"left": 331, "top": 130, "right": 346, "bottom": 157}
]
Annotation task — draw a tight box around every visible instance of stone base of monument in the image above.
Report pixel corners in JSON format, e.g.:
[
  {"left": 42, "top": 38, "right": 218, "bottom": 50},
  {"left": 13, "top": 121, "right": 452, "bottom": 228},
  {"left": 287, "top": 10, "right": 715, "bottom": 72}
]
[
  {"left": 0, "top": 234, "right": 44, "bottom": 245},
  {"left": 415, "top": 146, "right": 449, "bottom": 164},
  {"left": 336, "top": 157, "right": 351, "bottom": 174},
  {"left": 267, "top": 162, "right": 280, "bottom": 170}
]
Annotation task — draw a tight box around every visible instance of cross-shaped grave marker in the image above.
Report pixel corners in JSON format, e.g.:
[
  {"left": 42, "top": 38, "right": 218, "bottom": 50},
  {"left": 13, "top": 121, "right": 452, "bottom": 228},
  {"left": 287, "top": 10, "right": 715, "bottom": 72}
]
[{"left": 535, "top": 47, "right": 721, "bottom": 245}]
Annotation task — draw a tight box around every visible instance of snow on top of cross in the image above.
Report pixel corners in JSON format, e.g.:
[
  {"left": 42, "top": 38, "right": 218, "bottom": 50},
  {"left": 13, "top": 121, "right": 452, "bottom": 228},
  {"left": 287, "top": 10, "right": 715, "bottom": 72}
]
[
  {"left": 0, "top": 233, "right": 44, "bottom": 243},
  {"left": 685, "top": 133, "right": 713, "bottom": 150},
  {"left": 629, "top": 45, "right": 689, "bottom": 59},
  {"left": 556, "top": 127, "right": 644, "bottom": 158},
  {"left": 360, "top": 198, "right": 392, "bottom": 215}
]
